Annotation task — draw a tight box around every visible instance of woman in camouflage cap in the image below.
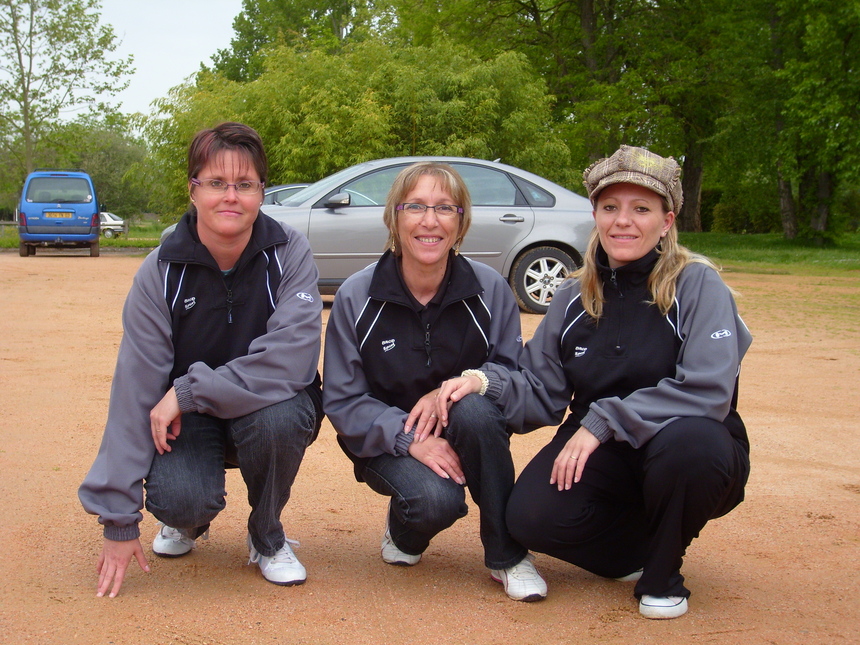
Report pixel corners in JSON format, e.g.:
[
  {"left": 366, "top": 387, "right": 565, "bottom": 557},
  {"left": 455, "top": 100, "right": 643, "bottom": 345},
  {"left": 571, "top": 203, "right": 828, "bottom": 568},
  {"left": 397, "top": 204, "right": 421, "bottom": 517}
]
[{"left": 436, "top": 145, "right": 752, "bottom": 619}]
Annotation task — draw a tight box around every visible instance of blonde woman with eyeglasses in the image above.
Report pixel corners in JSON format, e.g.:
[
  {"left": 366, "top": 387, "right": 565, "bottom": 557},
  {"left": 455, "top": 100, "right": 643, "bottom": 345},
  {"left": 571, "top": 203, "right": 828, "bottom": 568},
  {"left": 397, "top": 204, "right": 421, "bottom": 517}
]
[
  {"left": 323, "top": 161, "right": 547, "bottom": 602},
  {"left": 437, "top": 146, "right": 752, "bottom": 619},
  {"left": 80, "top": 122, "right": 323, "bottom": 596}
]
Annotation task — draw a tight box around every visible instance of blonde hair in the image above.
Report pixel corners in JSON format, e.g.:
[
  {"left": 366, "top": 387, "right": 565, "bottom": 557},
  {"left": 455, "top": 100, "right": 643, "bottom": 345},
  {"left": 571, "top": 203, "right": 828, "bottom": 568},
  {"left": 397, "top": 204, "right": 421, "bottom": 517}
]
[
  {"left": 383, "top": 162, "right": 472, "bottom": 255},
  {"left": 575, "top": 223, "right": 727, "bottom": 320}
]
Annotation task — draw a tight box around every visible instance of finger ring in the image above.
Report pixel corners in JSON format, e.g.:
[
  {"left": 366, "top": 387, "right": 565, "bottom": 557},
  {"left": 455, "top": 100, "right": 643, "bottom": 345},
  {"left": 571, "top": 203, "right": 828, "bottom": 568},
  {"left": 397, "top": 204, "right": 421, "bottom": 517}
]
[
  {"left": 430, "top": 414, "right": 437, "bottom": 418},
  {"left": 570, "top": 456, "right": 578, "bottom": 460}
]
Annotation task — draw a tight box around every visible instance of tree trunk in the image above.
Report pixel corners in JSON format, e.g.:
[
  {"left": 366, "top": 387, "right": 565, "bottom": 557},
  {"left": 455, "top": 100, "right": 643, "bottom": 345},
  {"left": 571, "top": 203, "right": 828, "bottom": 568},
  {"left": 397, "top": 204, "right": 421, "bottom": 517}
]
[
  {"left": 678, "top": 138, "right": 704, "bottom": 232},
  {"left": 776, "top": 162, "right": 797, "bottom": 239},
  {"left": 811, "top": 169, "right": 832, "bottom": 235}
]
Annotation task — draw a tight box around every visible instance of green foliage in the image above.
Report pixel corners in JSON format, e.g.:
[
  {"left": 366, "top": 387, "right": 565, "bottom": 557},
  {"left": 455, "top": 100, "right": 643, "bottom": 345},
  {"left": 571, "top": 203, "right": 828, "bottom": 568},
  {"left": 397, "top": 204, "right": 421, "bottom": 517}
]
[
  {"left": 143, "top": 38, "right": 572, "bottom": 216},
  {"left": 0, "top": 0, "right": 133, "bottom": 174}
]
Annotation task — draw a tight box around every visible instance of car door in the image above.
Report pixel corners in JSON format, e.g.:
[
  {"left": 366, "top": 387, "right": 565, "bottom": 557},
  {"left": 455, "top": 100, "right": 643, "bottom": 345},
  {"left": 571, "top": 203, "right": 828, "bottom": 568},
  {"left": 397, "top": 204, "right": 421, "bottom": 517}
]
[
  {"left": 306, "top": 165, "right": 405, "bottom": 283},
  {"left": 451, "top": 163, "right": 535, "bottom": 274}
]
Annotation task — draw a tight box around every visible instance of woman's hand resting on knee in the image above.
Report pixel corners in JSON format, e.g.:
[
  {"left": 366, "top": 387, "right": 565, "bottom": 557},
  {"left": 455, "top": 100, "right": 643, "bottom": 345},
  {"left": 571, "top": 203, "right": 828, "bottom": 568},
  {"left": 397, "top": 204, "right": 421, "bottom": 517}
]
[{"left": 551, "top": 426, "right": 600, "bottom": 490}]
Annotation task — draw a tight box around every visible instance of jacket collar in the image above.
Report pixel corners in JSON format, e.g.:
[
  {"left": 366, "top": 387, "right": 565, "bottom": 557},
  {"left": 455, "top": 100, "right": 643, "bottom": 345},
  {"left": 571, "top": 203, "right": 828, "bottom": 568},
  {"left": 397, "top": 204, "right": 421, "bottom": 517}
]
[
  {"left": 595, "top": 244, "right": 661, "bottom": 286},
  {"left": 159, "top": 210, "right": 289, "bottom": 271},
  {"left": 368, "top": 250, "right": 484, "bottom": 308}
]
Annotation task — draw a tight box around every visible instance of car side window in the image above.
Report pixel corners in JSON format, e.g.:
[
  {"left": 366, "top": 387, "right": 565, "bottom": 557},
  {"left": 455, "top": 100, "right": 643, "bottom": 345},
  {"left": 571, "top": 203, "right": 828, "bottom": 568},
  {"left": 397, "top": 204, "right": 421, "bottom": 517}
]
[
  {"left": 341, "top": 167, "right": 405, "bottom": 206},
  {"left": 452, "top": 164, "right": 521, "bottom": 206}
]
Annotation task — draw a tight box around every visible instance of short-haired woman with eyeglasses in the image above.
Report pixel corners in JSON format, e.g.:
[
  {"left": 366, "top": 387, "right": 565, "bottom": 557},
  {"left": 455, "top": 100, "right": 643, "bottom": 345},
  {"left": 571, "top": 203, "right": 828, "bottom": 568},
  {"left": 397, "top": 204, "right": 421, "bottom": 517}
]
[
  {"left": 323, "top": 161, "right": 547, "bottom": 602},
  {"left": 79, "top": 122, "right": 323, "bottom": 597}
]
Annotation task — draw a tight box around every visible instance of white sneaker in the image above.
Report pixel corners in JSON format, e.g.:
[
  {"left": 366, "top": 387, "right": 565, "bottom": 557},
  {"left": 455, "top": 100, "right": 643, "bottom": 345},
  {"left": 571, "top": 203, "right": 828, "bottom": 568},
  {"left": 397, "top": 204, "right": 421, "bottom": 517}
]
[
  {"left": 247, "top": 534, "right": 307, "bottom": 586},
  {"left": 152, "top": 523, "right": 207, "bottom": 558},
  {"left": 490, "top": 554, "right": 547, "bottom": 602},
  {"left": 639, "top": 595, "right": 688, "bottom": 619},
  {"left": 381, "top": 527, "right": 421, "bottom": 566}
]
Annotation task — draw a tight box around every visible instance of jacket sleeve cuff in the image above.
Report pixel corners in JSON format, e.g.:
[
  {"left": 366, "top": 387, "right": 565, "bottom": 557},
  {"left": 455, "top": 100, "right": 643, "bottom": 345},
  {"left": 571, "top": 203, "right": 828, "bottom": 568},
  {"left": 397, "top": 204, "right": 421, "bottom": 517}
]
[
  {"left": 173, "top": 375, "right": 196, "bottom": 413},
  {"left": 394, "top": 430, "right": 415, "bottom": 456},
  {"left": 581, "top": 409, "right": 613, "bottom": 443},
  {"left": 484, "top": 369, "right": 503, "bottom": 401},
  {"left": 103, "top": 522, "right": 141, "bottom": 542}
]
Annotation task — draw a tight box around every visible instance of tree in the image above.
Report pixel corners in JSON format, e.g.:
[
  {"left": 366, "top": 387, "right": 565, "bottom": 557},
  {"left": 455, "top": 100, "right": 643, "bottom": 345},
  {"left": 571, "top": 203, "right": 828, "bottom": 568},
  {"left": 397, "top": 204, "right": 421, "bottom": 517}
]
[
  {"left": 0, "top": 0, "right": 133, "bottom": 175},
  {"left": 211, "top": 0, "right": 395, "bottom": 81},
  {"left": 144, "top": 39, "right": 571, "bottom": 217}
]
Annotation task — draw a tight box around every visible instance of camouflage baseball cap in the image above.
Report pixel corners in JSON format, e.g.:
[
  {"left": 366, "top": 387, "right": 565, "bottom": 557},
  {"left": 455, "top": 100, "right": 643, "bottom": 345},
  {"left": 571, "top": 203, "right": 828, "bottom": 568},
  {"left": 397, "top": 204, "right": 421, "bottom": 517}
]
[{"left": 582, "top": 145, "right": 683, "bottom": 213}]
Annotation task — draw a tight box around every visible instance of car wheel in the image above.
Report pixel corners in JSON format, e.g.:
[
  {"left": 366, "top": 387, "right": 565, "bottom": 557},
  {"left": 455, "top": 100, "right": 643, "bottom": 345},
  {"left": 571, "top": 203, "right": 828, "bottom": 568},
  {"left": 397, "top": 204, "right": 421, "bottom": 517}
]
[
  {"left": 19, "top": 242, "right": 28, "bottom": 257},
  {"left": 509, "top": 246, "right": 578, "bottom": 315},
  {"left": 103, "top": 228, "right": 115, "bottom": 239},
  {"left": 90, "top": 241, "right": 100, "bottom": 257}
]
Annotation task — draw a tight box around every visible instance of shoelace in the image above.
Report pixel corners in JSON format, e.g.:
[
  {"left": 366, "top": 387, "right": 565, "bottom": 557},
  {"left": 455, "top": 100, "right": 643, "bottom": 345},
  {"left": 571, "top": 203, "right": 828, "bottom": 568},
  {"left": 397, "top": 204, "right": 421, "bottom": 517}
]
[
  {"left": 505, "top": 557, "right": 540, "bottom": 581},
  {"left": 249, "top": 537, "right": 300, "bottom": 565}
]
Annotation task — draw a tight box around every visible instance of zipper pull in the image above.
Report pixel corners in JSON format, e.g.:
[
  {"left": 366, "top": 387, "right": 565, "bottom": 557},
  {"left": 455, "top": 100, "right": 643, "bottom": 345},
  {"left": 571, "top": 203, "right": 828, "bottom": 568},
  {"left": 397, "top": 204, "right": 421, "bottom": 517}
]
[
  {"left": 226, "top": 289, "right": 233, "bottom": 324},
  {"left": 424, "top": 324, "right": 432, "bottom": 367},
  {"left": 610, "top": 270, "right": 623, "bottom": 298}
]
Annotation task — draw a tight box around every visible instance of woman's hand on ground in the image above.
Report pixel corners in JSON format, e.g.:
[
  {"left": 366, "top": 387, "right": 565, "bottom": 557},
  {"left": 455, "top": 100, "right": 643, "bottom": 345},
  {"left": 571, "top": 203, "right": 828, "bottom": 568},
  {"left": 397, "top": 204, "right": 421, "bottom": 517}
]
[{"left": 96, "top": 537, "right": 149, "bottom": 598}]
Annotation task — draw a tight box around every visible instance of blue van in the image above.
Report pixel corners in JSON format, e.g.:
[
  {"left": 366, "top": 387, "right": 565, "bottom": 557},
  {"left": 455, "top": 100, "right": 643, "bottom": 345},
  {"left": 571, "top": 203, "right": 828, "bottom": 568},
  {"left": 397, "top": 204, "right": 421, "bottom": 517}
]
[{"left": 17, "top": 169, "right": 101, "bottom": 257}]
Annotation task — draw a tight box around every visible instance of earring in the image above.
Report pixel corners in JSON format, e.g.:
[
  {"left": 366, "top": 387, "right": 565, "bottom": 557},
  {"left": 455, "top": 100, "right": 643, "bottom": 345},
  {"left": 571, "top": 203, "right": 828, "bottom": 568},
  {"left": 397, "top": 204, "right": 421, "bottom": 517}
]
[
  {"left": 453, "top": 241, "right": 461, "bottom": 255},
  {"left": 390, "top": 241, "right": 396, "bottom": 253}
]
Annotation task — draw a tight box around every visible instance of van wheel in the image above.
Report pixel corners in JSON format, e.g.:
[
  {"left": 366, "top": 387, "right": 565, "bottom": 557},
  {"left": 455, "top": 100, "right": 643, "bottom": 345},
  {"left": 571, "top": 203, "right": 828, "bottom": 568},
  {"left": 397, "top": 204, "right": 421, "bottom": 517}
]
[
  {"left": 19, "top": 242, "right": 28, "bottom": 257},
  {"left": 509, "top": 246, "right": 578, "bottom": 315},
  {"left": 90, "top": 241, "right": 100, "bottom": 257},
  {"left": 103, "top": 229, "right": 115, "bottom": 239}
]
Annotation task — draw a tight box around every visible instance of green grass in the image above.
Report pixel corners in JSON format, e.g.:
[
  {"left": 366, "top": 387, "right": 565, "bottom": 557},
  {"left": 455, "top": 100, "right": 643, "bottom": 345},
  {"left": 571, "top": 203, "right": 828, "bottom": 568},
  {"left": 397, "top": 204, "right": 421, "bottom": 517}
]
[
  {"left": 678, "top": 232, "right": 860, "bottom": 275},
  {"left": 4, "top": 222, "right": 859, "bottom": 275},
  {"left": 0, "top": 222, "right": 166, "bottom": 249}
]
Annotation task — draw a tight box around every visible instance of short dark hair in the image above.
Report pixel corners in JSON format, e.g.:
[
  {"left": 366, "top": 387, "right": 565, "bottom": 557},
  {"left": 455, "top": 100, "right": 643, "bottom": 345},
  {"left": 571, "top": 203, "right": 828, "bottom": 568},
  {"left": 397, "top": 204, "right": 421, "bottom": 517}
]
[{"left": 187, "top": 122, "right": 268, "bottom": 185}]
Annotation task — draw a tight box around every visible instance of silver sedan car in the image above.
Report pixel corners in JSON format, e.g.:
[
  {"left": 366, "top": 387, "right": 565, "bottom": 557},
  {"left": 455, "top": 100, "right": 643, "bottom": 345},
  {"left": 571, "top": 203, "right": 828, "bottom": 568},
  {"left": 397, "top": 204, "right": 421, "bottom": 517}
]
[{"left": 264, "top": 157, "right": 594, "bottom": 314}]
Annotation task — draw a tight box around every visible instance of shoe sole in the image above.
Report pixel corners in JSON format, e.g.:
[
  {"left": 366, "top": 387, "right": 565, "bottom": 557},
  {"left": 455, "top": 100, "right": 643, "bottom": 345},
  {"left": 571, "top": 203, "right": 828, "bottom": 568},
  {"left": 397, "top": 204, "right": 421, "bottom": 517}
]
[
  {"left": 639, "top": 600, "right": 688, "bottom": 619},
  {"left": 152, "top": 548, "right": 193, "bottom": 558},
  {"left": 261, "top": 576, "right": 307, "bottom": 587}
]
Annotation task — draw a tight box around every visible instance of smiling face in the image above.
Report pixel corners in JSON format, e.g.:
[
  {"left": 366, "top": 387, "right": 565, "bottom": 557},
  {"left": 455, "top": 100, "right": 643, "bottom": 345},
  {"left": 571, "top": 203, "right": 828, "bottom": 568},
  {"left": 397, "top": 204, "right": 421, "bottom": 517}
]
[
  {"left": 396, "top": 173, "right": 462, "bottom": 278},
  {"left": 190, "top": 149, "right": 263, "bottom": 249},
  {"left": 593, "top": 182, "right": 675, "bottom": 269}
]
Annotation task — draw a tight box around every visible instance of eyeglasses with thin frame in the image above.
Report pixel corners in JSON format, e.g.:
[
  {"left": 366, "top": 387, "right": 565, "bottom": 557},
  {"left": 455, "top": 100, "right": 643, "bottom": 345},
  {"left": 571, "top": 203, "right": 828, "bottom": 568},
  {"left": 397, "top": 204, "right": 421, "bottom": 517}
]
[
  {"left": 191, "top": 178, "right": 265, "bottom": 195},
  {"left": 397, "top": 203, "right": 463, "bottom": 217}
]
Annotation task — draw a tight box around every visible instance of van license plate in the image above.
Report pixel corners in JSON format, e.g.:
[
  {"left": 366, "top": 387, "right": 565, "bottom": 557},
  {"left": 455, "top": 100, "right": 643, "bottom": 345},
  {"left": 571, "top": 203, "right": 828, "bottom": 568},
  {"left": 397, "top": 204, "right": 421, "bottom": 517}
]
[{"left": 50, "top": 212, "right": 73, "bottom": 218}]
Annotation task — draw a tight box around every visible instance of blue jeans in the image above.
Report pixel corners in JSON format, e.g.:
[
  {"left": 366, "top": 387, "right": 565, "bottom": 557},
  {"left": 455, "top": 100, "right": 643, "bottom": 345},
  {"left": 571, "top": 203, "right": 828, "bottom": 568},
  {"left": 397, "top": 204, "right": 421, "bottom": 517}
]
[
  {"left": 144, "top": 392, "right": 319, "bottom": 557},
  {"left": 361, "top": 394, "right": 527, "bottom": 570}
]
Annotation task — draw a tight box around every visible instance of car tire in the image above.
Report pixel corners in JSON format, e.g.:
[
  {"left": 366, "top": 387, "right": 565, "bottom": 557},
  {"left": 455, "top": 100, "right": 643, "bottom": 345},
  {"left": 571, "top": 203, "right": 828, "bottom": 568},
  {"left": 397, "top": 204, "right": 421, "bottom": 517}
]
[
  {"left": 19, "top": 242, "right": 28, "bottom": 257},
  {"left": 103, "top": 229, "right": 115, "bottom": 239},
  {"left": 90, "top": 241, "right": 100, "bottom": 257},
  {"left": 509, "top": 246, "right": 578, "bottom": 315}
]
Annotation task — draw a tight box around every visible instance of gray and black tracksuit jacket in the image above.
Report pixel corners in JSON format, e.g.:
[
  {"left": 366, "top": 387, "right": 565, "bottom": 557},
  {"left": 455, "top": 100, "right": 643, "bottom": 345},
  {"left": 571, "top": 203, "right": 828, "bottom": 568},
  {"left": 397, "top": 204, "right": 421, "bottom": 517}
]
[
  {"left": 483, "top": 247, "right": 751, "bottom": 450},
  {"left": 323, "top": 250, "right": 523, "bottom": 478},
  {"left": 79, "top": 211, "right": 322, "bottom": 541}
]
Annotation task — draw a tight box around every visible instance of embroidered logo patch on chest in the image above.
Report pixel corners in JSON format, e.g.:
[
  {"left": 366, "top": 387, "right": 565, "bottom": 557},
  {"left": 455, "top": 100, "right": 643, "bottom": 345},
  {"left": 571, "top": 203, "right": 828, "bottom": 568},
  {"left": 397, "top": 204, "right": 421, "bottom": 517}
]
[
  {"left": 382, "top": 339, "right": 396, "bottom": 352},
  {"left": 184, "top": 296, "right": 196, "bottom": 311},
  {"left": 575, "top": 346, "right": 587, "bottom": 357}
]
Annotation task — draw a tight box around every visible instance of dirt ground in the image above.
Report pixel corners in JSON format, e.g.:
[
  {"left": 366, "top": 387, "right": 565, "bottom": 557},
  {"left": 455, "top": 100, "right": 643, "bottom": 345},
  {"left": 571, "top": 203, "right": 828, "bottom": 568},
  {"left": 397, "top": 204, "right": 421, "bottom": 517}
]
[{"left": 0, "top": 250, "right": 857, "bottom": 645}]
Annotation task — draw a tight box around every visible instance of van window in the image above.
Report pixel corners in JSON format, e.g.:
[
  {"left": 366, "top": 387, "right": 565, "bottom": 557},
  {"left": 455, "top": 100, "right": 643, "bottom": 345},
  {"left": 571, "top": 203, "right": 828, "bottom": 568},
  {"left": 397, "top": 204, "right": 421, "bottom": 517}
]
[{"left": 26, "top": 177, "right": 93, "bottom": 204}]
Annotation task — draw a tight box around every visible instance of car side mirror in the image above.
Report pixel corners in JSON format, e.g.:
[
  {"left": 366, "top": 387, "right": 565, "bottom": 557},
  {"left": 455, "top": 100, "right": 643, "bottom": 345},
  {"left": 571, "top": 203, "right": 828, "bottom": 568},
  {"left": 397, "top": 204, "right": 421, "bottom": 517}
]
[{"left": 324, "top": 192, "right": 351, "bottom": 208}]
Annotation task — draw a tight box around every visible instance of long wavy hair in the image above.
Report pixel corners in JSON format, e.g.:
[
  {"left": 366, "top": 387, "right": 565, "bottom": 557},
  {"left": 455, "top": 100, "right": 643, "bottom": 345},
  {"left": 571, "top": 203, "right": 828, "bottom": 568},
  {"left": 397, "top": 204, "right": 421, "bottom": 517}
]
[{"left": 574, "top": 200, "right": 726, "bottom": 320}]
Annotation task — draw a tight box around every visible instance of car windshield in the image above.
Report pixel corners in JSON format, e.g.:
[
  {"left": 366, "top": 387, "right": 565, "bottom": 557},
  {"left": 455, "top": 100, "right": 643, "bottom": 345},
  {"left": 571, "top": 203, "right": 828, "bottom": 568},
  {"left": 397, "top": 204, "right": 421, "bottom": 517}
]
[
  {"left": 27, "top": 177, "right": 93, "bottom": 204},
  {"left": 276, "top": 163, "right": 378, "bottom": 207}
]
